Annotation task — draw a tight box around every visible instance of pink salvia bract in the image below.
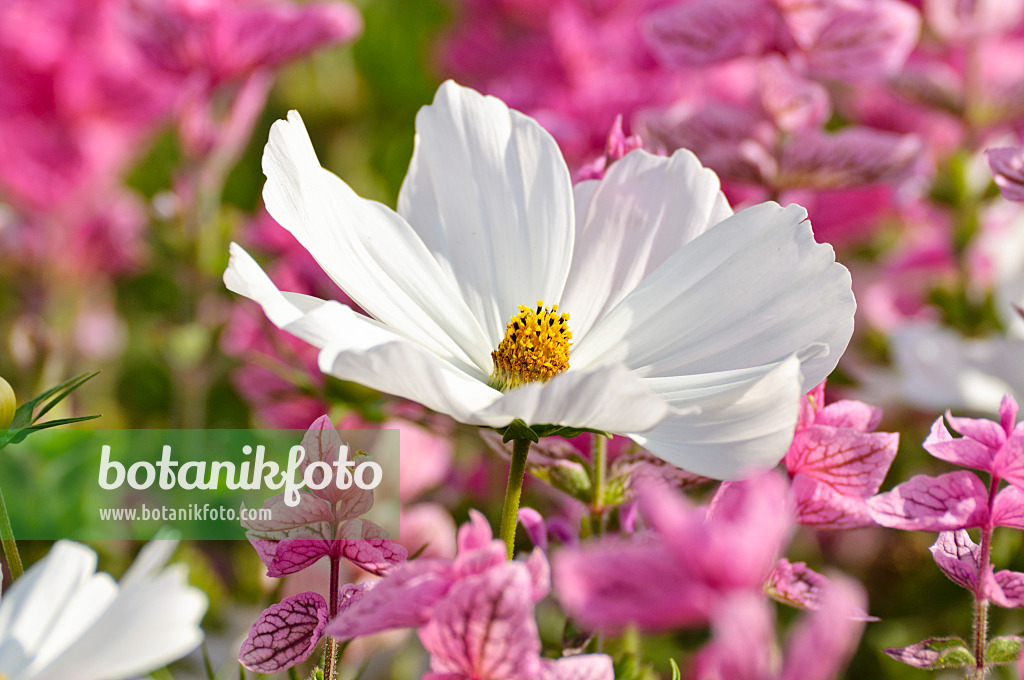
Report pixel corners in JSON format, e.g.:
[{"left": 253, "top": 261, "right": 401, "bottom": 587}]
[
  {"left": 553, "top": 473, "right": 792, "bottom": 632},
  {"left": 784, "top": 383, "right": 899, "bottom": 529},
  {"left": 243, "top": 415, "right": 407, "bottom": 577},
  {"left": 239, "top": 591, "right": 330, "bottom": 673},
  {"left": 326, "top": 510, "right": 547, "bottom": 640},
  {"left": 693, "top": 575, "right": 867, "bottom": 680},
  {"left": 987, "top": 147, "right": 1024, "bottom": 202},
  {"left": 930, "top": 530, "right": 984, "bottom": 593},
  {"left": 867, "top": 470, "right": 991, "bottom": 531}
]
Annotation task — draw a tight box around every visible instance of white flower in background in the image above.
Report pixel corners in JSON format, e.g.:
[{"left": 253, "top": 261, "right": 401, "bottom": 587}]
[
  {"left": 0, "top": 540, "right": 207, "bottom": 680},
  {"left": 225, "top": 80, "right": 855, "bottom": 479}
]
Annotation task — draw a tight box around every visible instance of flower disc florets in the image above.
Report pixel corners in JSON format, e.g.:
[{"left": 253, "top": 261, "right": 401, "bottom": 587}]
[{"left": 489, "top": 301, "right": 571, "bottom": 391}]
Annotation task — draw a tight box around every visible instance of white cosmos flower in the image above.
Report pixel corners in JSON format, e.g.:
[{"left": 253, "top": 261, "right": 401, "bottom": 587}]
[
  {"left": 225, "top": 80, "right": 855, "bottom": 479},
  {"left": 0, "top": 540, "right": 207, "bottom": 680}
]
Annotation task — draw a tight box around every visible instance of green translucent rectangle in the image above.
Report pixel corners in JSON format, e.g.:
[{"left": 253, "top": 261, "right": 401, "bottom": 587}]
[{"left": 0, "top": 429, "right": 400, "bottom": 540}]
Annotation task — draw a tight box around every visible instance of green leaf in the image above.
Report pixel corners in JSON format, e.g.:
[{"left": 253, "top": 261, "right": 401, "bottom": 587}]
[
  {"left": 9, "top": 372, "right": 98, "bottom": 430},
  {"left": 5, "top": 415, "right": 101, "bottom": 446},
  {"left": 613, "top": 653, "right": 654, "bottom": 680},
  {"left": 885, "top": 637, "right": 975, "bottom": 670},
  {"left": 670, "top": 658, "right": 681, "bottom": 680},
  {"left": 985, "top": 636, "right": 1023, "bottom": 665}
]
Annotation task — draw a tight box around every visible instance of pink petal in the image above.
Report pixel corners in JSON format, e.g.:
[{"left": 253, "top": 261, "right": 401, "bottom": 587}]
[
  {"left": 524, "top": 548, "right": 552, "bottom": 602},
  {"left": 923, "top": 417, "right": 994, "bottom": 472},
  {"left": 299, "top": 416, "right": 374, "bottom": 512},
  {"left": 326, "top": 559, "right": 454, "bottom": 639},
  {"left": 815, "top": 400, "right": 883, "bottom": 432},
  {"left": 945, "top": 411, "right": 1007, "bottom": 450},
  {"left": 541, "top": 655, "right": 615, "bottom": 680},
  {"left": 801, "top": 0, "right": 921, "bottom": 82},
  {"left": 994, "top": 432, "right": 1024, "bottom": 489},
  {"left": 518, "top": 507, "right": 548, "bottom": 552},
  {"left": 693, "top": 593, "right": 774, "bottom": 680},
  {"left": 791, "top": 475, "right": 874, "bottom": 529},
  {"left": 1001, "top": 395, "right": 1019, "bottom": 435},
  {"left": 553, "top": 539, "right": 714, "bottom": 632},
  {"left": 765, "top": 558, "right": 830, "bottom": 610},
  {"left": 239, "top": 591, "right": 328, "bottom": 673},
  {"left": 988, "top": 570, "right": 1024, "bottom": 608},
  {"left": 782, "top": 576, "right": 868, "bottom": 680},
  {"left": 786, "top": 425, "right": 898, "bottom": 498},
  {"left": 759, "top": 56, "right": 831, "bottom": 132},
  {"left": 993, "top": 485, "right": 1024, "bottom": 530},
  {"left": 986, "top": 147, "right": 1024, "bottom": 202},
  {"left": 642, "top": 0, "right": 776, "bottom": 66},
  {"left": 930, "top": 531, "right": 982, "bottom": 593},
  {"left": 778, "top": 128, "right": 921, "bottom": 190},
  {"left": 253, "top": 538, "right": 333, "bottom": 578},
  {"left": 866, "top": 471, "right": 990, "bottom": 531},
  {"left": 419, "top": 567, "right": 543, "bottom": 680},
  {"left": 798, "top": 383, "right": 826, "bottom": 430},
  {"left": 457, "top": 509, "right": 494, "bottom": 552}
]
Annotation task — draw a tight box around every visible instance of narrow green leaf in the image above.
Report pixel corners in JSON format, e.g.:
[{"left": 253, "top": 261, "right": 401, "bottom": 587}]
[
  {"left": 670, "top": 658, "right": 681, "bottom": 680},
  {"left": 202, "top": 642, "right": 216, "bottom": 680}
]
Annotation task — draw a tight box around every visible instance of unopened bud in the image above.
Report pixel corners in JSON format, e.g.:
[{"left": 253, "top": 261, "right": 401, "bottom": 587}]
[{"left": 0, "top": 376, "right": 15, "bottom": 430}]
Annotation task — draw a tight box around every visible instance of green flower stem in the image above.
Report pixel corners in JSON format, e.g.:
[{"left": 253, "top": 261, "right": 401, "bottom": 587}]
[
  {"left": 499, "top": 438, "right": 532, "bottom": 560},
  {"left": 0, "top": 482, "right": 23, "bottom": 581},
  {"left": 591, "top": 434, "right": 608, "bottom": 531}
]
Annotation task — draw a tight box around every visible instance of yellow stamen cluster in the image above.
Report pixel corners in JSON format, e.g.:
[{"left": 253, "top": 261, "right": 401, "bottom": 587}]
[{"left": 489, "top": 300, "right": 572, "bottom": 391}]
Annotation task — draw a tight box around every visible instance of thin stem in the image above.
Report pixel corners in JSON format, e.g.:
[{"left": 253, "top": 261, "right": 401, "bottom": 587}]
[
  {"left": 972, "top": 475, "right": 1001, "bottom": 679},
  {"left": 499, "top": 438, "right": 532, "bottom": 560},
  {"left": 591, "top": 434, "right": 608, "bottom": 535},
  {"left": 323, "top": 555, "right": 341, "bottom": 680},
  {"left": 0, "top": 482, "right": 23, "bottom": 581}
]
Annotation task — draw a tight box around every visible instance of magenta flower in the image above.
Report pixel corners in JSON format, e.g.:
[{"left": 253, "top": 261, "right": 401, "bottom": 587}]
[
  {"left": 644, "top": 0, "right": 920, "bottom": 83},
  {"left": 986, "top": 146, "right": 1024, "bottom": 202},
  {"left": 553, "top": 472, "right": 792, "bottom": 631},
  {"left": 243, "top": 416, "right": 406, "bottom": 578},
  {"left": 868, "top": 395, "right": 1024, "bottom": 532},
  {"left": 324, "top": 511, "right": 611, "bottom": 679},
  {"left": 418, "top": 564, "right": 613, "bottom": 680},
  {"left": 784, "top": 382, "right": 899, "bottom": 528},
  {"left": 693, "top": 576, "right": 867, "bottom": 680},
  {"left": 240, "top": 416, "right": 406, "bottom": 673}
]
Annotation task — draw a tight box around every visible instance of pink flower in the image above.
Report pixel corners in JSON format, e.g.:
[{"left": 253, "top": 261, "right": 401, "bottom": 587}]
[
  {"left": 553, "top": 473, "right": 792, "bottom": 632},
  {"left": 325, "top": 511, "right": 612, "bottom": 679},
  {"left": 419, "top": 565, "right": 613, "bottom": 680},
  {"left": 868, "top": 396, "right": 1024, "bottom": 532},
  {"left": 784, "top": 382, "right": 899, "bottom": 528},
  {"left": 986, "top": 146, "right": 1024, "bottom": 202},
  {"left": 243, "top": 416, "right": 407, "bottom": 578},
  {"left": 693, "top": 576, "right": 867, "bottom": 680}
]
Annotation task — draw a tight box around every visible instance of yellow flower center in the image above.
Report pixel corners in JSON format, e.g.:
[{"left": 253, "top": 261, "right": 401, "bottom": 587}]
[{"left": 489, "top": 300, "right": 572, "bottom": 391}]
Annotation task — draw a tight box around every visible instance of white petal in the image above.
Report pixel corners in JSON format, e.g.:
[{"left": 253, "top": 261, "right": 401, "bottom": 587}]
[
  {"left": 891, "top": 323, "right": 1024, "bottom": 414},
  {"left": 480, "top": 364, "right": 669, "bottom": 433},
  {"left": 225, "top": 242, "right": 488, "bottom": 380},
  {"left": 630, "top": 356, "right": 804, "bottom": 479},
  {"left": 261, "top": 109, "right": 492, "bottom": 372},
  {"left": 561, "top": 149, "right": 732, "bottom": 340},
  {"left": 572, "top": 202, "right": 855, "bottom": 390},
  {"left": 0, "top": 542, "right": 96, "bottom": 658},
  {"left": 397, "top": 80, "right": 575, "bottom": 345},
  {"left": 319, "top": 340, "right": 505, "bottom": 426},
  {"left": 27, "top": 566, "right": 207, "bottom": 680}
]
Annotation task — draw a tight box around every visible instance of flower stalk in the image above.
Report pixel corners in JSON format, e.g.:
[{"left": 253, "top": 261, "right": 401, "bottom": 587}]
[
  {"left": 323, "top": 554, "right": 342, "bottom": 680},
  {"left": 499, "top": 438, "right": 532, "bottom": 559},
  {"left": 971, "top": 474, "right": 1001, "bottom": 680},
  {"left": 0, "top": 482, "right": 22, "bottom": 581}
]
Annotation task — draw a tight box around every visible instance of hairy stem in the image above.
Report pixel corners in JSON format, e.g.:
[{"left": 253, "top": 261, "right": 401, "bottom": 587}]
[
  {"left": 972, "top": 475, "right": 1001, "bottom": 679},
  {"left": 323, "top": 555, "right": 341, "bottom": 680},
  {"left": 0, "top": 482, "right": 23, "bottom": 582},
  {"left": 499, "top": 438, "right": 532, "bottom": 559}
]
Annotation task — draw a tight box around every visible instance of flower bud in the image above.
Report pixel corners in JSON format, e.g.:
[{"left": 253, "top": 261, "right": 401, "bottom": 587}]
[{"left": 0, "top": 375, "right": 14, "bottom": 430}]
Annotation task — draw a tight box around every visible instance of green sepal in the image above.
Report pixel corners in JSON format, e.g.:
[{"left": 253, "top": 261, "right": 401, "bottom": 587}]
[
  {"left": 496, "top": 419, "right": 539, "bottom": 443},
  {"left": 985, "top": 635, "right": 1024, "bottom": 665}
]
